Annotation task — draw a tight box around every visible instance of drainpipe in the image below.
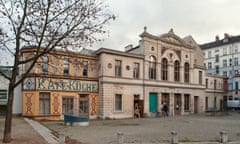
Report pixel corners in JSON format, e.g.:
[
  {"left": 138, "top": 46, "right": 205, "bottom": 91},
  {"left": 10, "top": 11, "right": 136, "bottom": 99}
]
[{"left": 142, "top": 40, "right": 145, "bottom": 117}]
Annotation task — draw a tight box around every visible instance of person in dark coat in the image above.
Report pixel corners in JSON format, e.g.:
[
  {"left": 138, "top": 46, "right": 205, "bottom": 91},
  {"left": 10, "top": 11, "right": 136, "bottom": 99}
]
[{"left": 162, "top": 103, "right": 169, "bottom": 117}]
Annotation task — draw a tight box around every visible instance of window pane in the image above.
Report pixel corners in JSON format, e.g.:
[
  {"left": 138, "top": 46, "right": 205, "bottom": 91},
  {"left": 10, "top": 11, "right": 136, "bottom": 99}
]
[
  {"left": 115, "top": 60, "right": 122, "bottom": 77},
  {"left": 82, "top": 60, "right": 88, "bottom": 77},
  {"left": 39, "top": 93, "right": 50, "bottom": 115},
  {"left": 115, "top": 94, "right": 122, "bottom": 111},
  {"left": 133, "top": 62, "right": 139, "bottom": 79},
  {"left": 149, "top": 56, "right": 156, "bottom": 79},
  {"left": 0, "top": 89, "right": 7, "bottom": 99}
]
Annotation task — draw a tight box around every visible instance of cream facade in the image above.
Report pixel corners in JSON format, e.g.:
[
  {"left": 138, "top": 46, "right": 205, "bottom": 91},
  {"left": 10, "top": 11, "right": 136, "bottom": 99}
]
[{"left": 96, "top": 28, "right": 227, "bottom": 119}]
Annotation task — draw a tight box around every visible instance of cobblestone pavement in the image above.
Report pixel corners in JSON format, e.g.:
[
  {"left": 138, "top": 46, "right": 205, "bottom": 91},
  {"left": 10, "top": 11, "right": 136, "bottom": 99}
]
[
  {"left": 0, "top": 117, "right": 47, "bottom": 144},
  {"left": 43, "top": 112, "right": 240, "bottom": 144}
]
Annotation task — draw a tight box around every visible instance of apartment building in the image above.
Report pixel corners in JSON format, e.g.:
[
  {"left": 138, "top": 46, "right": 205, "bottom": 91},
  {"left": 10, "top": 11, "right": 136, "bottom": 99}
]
[
  {"left": 0, "top": 66, "right": 22, "bottom": 115},
  {"left": 200, "top": 34, "right": 240, "bottom": 100}
]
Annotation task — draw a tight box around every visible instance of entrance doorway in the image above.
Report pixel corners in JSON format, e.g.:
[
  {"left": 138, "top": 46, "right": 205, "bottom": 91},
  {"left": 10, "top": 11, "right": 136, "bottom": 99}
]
[
  {"left": 79, "top": 94, "right": 89, "bottom": 117},
  {"left": 149, "top": 93, "right": 157, "bottom": 112},
  {"left": 194, "top": 96, "right": 199, "bottom": 113},
  {"left": 134, "top": 95, "right": 144, "bottom": 117},
  {"left": 62, "top": 97, "right": 74, "bottom": 115},
  {"left": 174, "top": 94, "right": 181, "bottom": 115},
  {"left": 161, "top": 93, "right": 170, "bottom": 106}
]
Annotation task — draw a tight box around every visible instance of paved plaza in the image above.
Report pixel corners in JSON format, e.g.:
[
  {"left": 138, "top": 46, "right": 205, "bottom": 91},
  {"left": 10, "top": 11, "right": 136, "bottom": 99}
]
[
  {"left": 43, "top": 112, "right": 240, "bottom": 144},
  {"left": 1, "top": 112, "right": 240, "bottom": 144}
]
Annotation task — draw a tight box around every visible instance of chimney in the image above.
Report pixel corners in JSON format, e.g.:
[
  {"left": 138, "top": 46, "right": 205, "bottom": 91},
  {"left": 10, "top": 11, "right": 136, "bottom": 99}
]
[
  {"left": 224, "top": 33, "right": 229, "bottom": 39},
  {"left": 215, "top": 35, "right": 219, "bottom": 41},
  {"left": 125, "top": 44, "right": 133, "bottom": 51}
]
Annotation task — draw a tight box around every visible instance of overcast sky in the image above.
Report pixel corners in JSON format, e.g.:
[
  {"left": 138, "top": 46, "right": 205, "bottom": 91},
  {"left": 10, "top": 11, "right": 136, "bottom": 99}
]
[
  {"left": 1, "top": 0, "right": 240, "bottom": 65},
  {"left": 93, "top": 0, "right": 240, "bottom": 51}
]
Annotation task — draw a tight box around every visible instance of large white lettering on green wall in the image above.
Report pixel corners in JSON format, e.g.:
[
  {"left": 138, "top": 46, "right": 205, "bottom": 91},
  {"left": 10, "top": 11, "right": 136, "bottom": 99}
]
[{"left": 36, "top": 77, "right": 98, "bottom": 92}]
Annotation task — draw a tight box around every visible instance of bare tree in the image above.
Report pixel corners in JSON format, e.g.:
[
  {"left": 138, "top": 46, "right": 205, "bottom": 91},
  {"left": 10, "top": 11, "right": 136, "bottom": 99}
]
[{"left": 0, "top": 0, "right": 115, "bottom": 142}]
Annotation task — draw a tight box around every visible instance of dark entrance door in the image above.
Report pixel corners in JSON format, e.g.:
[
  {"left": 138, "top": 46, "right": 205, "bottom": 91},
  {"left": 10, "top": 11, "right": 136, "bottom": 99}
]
[
  {"left": 174, "top": 94, "right": 181, "bottom": 115},
  {"left": 194, "top": 96, "right": 199, "bottom": 113}
]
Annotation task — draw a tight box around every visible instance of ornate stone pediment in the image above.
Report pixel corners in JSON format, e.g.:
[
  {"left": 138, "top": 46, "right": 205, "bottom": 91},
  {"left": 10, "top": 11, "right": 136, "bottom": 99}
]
[
  {"left": 159, "top": 29, "right": 185, "bottom": 46},
  {"left": 160, "top": 35, "right": 183, "bottom": 46}
]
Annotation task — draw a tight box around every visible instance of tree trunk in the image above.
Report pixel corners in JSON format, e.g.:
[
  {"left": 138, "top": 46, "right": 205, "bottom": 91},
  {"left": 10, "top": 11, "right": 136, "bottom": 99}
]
[{"left": 2, "top": 82, "right": 15, "bottom": 143}]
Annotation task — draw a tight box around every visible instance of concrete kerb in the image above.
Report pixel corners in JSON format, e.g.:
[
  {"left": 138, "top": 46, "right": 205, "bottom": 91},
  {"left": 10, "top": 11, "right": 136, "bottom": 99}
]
[{"left": 24, "top": 118, "right": 59, "bottom": 144}]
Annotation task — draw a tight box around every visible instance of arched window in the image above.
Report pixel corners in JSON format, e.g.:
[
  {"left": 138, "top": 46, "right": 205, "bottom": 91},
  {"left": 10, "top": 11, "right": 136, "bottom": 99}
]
[
  {"left": 174, "top": 60, "right": 180, "bottom": 81},
  {"left": 149, "top": 55, "right": 156, "bottom": 79},
  {"left": 161, "top": 58, "right": 168, "bottom": 80},
  {"left": 184, "top": 62, "right": 190, "bottom": 83}
]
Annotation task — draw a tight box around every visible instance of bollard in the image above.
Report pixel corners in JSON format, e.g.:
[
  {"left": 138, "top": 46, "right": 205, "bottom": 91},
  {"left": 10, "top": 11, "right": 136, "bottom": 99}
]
[
  {"left": 171, "top": 131, "right": 178, "bottom": 144},
  {"left": 117, "top": 132, "right": 124, "bottom": 144},
  {"left": 58, "top": 133, "right": 65, "bottom": 144},
  {"left": 219, "top": 131, "right": 228, "bottom": 143}
]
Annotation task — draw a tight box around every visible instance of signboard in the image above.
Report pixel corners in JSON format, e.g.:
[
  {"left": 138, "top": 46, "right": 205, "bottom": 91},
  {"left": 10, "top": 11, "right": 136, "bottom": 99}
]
[{"left": 24, "top": 77, "right": 98, "bottom": 92}]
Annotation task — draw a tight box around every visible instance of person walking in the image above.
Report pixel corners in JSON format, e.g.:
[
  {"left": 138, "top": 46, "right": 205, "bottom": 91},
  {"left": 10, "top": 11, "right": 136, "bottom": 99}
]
[{"left": 162, "top": 103, "right": 169, "bottom": 117}]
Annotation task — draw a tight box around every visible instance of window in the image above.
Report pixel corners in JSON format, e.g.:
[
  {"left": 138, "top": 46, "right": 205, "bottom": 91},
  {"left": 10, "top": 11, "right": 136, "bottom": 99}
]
[
  {"left": 41, "top": 55, "right": 48, "bottom": 73},
  {"left": 0, "top": 89, "right": 7, "bottom": 99},
  {"left": 234, "top": 45, "right": 238, "bottom": 53},
  {"left": 63, "top": 58, "right": 69, "bottom": 75},
  {"left": 184, "top": 62, "right": 190, "bottom": 83},
  {"left": 208, "top": 62, "right": 212, "bottom": 69},
  {"left": 82, "top": 60, "right": 88, "bottom": 77},
  {"left": 229, "top": 46, "right": 233, "bottom": 54},
  {"left": 235, "top": 82, "right": 239, "bottom": 90},
  {"left": 229, "top": 58, "right": 232, "bottom": 66},
  {"left": 215, "top": 65, "right": 219, "bottom": 74},
  {"left": 214, "top": 79, "right": 217, "bottom": 89},
  {"left": 223, "top": 59, "right": 227, "bottom": 67},
  {"left": 174, "top": 60, "right": 180, "bottom": 81},
  {"left": 115, "top": 94, "right": 122, "bottom": 111},
  {"left": 234, "top": 57, "right": 238, "bottom": 66},
  {"left": 208, "top": 51, "right": 212, "bottom": 58},
  {"left": 62, "top": 97, "right": 73, "bottom": 115},
  {"left": 39, "top": 92, "right": 50, "bottom": 115},
  {"left": 199, "top": 71, "right": 202, "bottom": 84},
  {"left": 229, "top": 70, "right": 232, "bottom": 76},
  {"left": 223, "top": 48, "right": 227, "bottom": 55},
  {"left": 206, "top": 79, "right": 208, "bottom": 88},
  {"left": 223, "top": 71, "right": 227, "bottom": 76},
  {"left": 133, "top": 62, "right": 140, "bottom": 79},
  {"left": 115, "top": 60, "right": 122, "bottom": 77},
  {"left": 149, "top": 56, "right": 156, "bottom": 79},
  {"left": 79, "top": 94, "right": 89, "bottom": 115},
  {"left": 161, "top": 58, "right": 168, "bottom": 80},
  {"left": 215, "top": 55, "right": 219, "bottom": 62},
  {"left": 184, "top": 94, "right": 190, "bottom": 111}
]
